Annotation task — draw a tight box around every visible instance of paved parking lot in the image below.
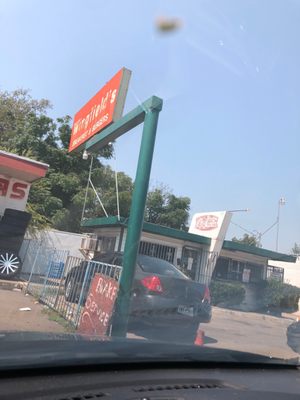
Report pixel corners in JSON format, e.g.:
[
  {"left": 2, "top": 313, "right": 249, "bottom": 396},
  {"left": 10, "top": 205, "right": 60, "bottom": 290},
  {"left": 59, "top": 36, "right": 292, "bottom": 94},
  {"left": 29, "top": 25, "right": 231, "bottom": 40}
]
[
  {"left": 203, "top": 306, "right": 299, "bottom": 359},
  {"left": 0, "top": 287, "right": 299, "bottom": 360}
]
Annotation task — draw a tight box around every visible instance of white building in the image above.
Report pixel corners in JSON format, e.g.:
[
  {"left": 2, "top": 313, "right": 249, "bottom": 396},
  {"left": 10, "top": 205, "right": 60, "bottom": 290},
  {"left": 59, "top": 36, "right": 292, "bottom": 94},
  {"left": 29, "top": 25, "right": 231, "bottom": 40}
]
[{"left": 268, "top": 257, "right": 300, "bottom": 288}]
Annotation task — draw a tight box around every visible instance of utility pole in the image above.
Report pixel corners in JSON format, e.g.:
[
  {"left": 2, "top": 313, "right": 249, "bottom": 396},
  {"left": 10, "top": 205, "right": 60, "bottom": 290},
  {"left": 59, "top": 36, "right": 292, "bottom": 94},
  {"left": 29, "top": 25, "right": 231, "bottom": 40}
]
[{"left": 276, "top": 197, "right": 286, "bottom": 252}]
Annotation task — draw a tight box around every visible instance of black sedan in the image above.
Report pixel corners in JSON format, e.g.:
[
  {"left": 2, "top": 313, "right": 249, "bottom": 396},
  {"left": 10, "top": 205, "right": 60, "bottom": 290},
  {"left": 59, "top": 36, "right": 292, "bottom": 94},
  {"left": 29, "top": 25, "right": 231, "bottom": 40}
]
[{"left": 64, "top": 253, "right": 212, "bottom": 343}]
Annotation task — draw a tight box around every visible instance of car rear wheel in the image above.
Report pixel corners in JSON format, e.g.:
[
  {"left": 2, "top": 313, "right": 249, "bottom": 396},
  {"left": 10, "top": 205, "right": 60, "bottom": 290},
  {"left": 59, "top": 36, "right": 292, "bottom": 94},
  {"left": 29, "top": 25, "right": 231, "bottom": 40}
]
[
  {"left": 0, "top": 251, "right": 22, "bottom": 279},
  {"left": 64, "top": 275, "right": 79, "bottom": 303}
]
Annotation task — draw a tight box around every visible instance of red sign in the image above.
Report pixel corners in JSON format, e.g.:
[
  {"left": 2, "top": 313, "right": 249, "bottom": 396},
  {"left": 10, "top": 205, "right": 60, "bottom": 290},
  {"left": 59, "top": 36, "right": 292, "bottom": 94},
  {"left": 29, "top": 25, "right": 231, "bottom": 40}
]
[
  {"left": 69, "top": 68, "right": 131, "bottom": 152},
  {"left": 78, "top": 273, "right": 119, "bottom": 337},
  {"left": 195, "top": 215, "right": 219, "bottom": 231},
  {"left": 0, "top": 175, "right": 31, "bottom": 215},
  {"left": 0, "top": 178, "right": 28, "bottom": 199}
]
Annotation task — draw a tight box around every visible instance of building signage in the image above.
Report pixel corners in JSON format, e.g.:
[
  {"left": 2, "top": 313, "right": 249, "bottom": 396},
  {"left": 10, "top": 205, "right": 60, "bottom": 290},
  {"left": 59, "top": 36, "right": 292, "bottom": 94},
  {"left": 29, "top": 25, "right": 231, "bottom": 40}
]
[
  {"left": 78, "top": 273, "right": 119, "bottom": 337},
  {"left": 0, "top": 175, "right": 30, "bottom": 215},
  {"left": 189, "top": 211, "right": 232, "bottom": 246},
  {"left": 189, "top": 211, "right": 232, "bottom": 273},
  {"left": 195, "top": 215, "right": 219, "bottom": 231},
  {"left": 69, "top": 68, "right": 131, "bottom": 152}
]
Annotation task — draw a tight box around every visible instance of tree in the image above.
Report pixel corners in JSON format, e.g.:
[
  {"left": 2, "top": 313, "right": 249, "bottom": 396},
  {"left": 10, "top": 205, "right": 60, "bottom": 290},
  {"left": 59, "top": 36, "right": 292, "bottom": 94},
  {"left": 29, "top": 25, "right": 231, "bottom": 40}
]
[
  {"left": 291, "top": 243, "right": 300, "bottom": 256},
  {"left": 231, "top": 233, "right": 260, "bottom": 247},
  {"left": 0, "top": 89, "right": 114, "bottom": 232},
  {"left": 57, "top": 166, "right": 135, "bottom": 231},
  {"left": 0, "top": 89, "right": 191, "bottom": 233},
  {"left": 145, "top": 186, "right": 190, "bottom": 229}
]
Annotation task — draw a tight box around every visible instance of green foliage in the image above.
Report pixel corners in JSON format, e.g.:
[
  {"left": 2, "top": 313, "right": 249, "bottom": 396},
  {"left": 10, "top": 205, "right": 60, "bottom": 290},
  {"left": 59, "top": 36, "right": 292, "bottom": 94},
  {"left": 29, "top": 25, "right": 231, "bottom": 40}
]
[
  {"left": 0, "top": 89, "right": 113, "bottom": 232},
  {"left": 41, "top": 308, "right": 75, "bottom": 333},
  {"left": 145, "top": 186, "right": 190, "bottom": 229},
  {"left": 291, "top": 243, "right": 300, "bottom": 256},
  {"left": 210, "top": 281, "right": 246, "bottom": 306},
  {"left": 0, "top": 89, "right": 191, "bottom": 234},
  {"left": 26, "top": 203, "right": 50, "bottom": 234},
  {"left": 260, "top": 279, "right": 300, "bottom": 310},
  {"left": 232, "top": 233, "right": 260, "bottom": 247}
]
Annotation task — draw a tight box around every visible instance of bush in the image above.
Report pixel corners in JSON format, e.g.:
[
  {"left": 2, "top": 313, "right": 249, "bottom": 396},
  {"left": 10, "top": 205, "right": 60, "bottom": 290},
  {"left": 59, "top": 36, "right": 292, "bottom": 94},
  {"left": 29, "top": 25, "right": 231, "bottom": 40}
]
[
  {"left": 261, "top": 279, "right": 300, "bottom": 310},
  {"left": 210, "top": 281, "right": 246, "bottom": 306}
]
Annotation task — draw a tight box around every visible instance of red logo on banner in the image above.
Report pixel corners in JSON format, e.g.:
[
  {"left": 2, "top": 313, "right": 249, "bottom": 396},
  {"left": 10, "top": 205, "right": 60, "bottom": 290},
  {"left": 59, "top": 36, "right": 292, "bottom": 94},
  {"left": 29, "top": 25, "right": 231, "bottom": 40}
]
[
  {"left": 69, "top": 68, "right": 131, "bottom": 152},
  {"left": 0, "top": 178, "right": 29, "bottom": 200},
  {"left": 195, "top": 215, "right": 219, "bottom": 231},
  {"left": 78, "top": 274, "right": 119, "bottom": 337}
]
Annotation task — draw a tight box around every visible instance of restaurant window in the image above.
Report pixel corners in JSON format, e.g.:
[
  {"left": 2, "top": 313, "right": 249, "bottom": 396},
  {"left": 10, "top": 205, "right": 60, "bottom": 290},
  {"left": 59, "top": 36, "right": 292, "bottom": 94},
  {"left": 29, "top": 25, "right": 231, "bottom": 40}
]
[
  {"left": 97, "top": 236, "right": 116, "bottom": 253},
  {"left": 228, "top": 260, "right": 244, "bottom": 281},
  {"left": 181, "top": 247, "right": 202, "bottom": 281},
  {"left": 213, "top": 257, "right": 230, "bottom": 280},
  {"left": 139, "top": 241, "right": 176, "bottom": 263},
  {"left": 267, "top": 266, "right": 284, "bottom": 282}
]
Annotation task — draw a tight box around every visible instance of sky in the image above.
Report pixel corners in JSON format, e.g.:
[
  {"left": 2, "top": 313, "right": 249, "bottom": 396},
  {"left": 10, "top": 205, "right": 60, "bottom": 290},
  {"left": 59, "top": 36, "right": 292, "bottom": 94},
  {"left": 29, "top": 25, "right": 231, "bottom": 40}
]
[{"left": 0, "top": 0, "right": 299, "bottom": 253}]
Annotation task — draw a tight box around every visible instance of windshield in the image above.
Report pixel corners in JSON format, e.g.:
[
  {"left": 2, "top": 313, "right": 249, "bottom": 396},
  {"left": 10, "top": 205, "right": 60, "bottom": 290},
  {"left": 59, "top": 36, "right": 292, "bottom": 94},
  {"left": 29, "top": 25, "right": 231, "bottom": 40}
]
[
  {"left": 138, "top": 255, "right": 188, "bottom": 279},
  {"left": 0, "top": 0, "right": 299, "bottom": 369}
]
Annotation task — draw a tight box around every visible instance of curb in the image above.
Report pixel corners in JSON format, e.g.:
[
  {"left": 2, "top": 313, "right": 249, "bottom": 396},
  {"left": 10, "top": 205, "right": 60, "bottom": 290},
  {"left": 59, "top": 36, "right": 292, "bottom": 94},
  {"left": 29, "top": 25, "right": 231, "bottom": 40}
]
[
  {"left": 213, "top": 305, "right": 300, "bottom": 322},
  {"left": 0, "top": 280, "right": 25, "bottom": 291},
  {"left": 282, "top": 312, "right": 300, "bottom": 321}
]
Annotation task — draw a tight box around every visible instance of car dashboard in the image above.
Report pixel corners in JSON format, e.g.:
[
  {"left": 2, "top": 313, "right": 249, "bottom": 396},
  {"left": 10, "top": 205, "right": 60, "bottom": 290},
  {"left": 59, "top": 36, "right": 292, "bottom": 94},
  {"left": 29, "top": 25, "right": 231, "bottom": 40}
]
[{"left": 0, "top": 363, "right": 299, "bottom": 400}]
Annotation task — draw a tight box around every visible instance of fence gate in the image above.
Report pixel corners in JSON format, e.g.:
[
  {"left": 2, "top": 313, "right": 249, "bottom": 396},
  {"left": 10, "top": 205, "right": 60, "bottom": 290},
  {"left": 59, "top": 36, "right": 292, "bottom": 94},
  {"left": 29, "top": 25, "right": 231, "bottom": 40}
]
[
  {"left": 20, "top": 240, "right": 69, "bottom": 299},
  {"left": 40, "top": 255, "right": 122, "bottom": 328}
]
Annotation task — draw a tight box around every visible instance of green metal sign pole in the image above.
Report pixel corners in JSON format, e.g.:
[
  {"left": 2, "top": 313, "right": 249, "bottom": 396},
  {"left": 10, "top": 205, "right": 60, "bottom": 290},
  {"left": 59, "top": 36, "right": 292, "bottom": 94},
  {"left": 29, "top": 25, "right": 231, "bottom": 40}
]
[
  {"left": 83, "top": 96, "right": 163, "bottom": 338},
  {"left": 111, "top": 106, "right": 161, "bottom": 337}
]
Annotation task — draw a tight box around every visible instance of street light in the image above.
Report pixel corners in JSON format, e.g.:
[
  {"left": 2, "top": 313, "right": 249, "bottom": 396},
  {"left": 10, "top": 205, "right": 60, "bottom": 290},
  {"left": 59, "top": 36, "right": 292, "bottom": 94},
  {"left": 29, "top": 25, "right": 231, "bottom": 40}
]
[
  {"left": 276, "top": 197, "right": 286, "bottom": 252},
  {"left": 229, "top": 199, "right": 286, "bottom": 250},
  {"left": 228, "top": 209, "right": 250, "bottom": 213},
  {"left": 82, "top": 150, "right": 89, "bottom": 160}
]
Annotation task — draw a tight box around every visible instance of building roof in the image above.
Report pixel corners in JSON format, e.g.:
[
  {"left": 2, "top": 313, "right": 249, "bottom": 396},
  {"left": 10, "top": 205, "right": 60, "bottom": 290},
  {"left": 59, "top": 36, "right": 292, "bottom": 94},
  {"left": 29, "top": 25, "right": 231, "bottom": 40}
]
[
  {"left": 82, "top": 216, "right": 296, "bottom": 263},
  {"left": 0, "top": 150, "right": 49, "bottom": 182},
  {"left": 222, "top": 240, "right": 296, "bottom": 263},
  {"left": 82, "top": 216, "right": 211, "bottom": 245}
]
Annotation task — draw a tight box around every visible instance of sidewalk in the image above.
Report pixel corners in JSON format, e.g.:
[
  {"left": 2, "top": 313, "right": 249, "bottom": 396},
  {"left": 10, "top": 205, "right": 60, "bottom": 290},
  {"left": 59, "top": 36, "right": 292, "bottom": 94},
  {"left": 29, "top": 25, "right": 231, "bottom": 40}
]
[
  {"left": 0, "top": 279, "right": 25, "bottom": 291},
  {"left": 0, "top": 287, "right": 145, "bottom": 341},
  {"left": 282, "top": 310, "right": 300, "bottom": 321},
  {"left": 0, "top": 289, "right": 66, "bottom": 333}
]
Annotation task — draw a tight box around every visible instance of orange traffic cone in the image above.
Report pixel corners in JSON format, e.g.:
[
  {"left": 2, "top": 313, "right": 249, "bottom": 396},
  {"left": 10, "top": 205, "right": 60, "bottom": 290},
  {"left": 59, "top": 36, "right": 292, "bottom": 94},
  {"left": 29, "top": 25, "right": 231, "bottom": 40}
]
[{"left": 194, "top": 328, "right": 205, "bottom": 346}]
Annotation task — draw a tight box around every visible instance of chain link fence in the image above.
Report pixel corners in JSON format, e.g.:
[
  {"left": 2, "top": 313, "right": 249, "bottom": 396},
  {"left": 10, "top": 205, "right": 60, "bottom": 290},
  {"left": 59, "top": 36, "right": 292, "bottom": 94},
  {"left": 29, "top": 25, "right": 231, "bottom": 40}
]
[
  {"left": 47, "top": 257, "right": 122, "bottom": 327},
  {"left": 20, "top": 240, "right": 122, "bottom": 328},
  {"left": 19, "top": 238, "right": 214, "bottom": 329},
  {"left": 19, "top": 239, "right": 69, "bottom": 299}
]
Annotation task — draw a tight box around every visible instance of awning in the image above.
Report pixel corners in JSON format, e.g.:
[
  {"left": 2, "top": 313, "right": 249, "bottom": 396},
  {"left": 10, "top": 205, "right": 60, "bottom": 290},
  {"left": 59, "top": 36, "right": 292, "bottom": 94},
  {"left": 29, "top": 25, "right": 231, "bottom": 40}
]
[{"left": 0, "top": 150, "right": 49, "bottom": 183}]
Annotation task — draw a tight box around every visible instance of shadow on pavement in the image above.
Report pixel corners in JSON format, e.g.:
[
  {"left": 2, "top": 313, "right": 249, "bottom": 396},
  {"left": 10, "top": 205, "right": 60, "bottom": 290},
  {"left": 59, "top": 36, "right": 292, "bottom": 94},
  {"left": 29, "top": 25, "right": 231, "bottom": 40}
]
[{"left": 204, "top": 335, "right": 218, "bottom": 345}]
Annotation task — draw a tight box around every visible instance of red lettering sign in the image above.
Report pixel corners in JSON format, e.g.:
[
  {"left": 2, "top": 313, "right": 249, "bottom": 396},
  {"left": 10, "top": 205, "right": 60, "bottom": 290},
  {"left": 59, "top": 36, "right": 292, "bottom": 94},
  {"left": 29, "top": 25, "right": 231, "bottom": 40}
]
[
  {"left": 195, "top": 215, "right": 219, "bottom": 231},
  {"left": 0, "top": 178, "right": 28, "bottom": 200},
  {"left": 69, "top": 68, "right": 131, "bottom": 152},
  {"left": 11, "top": 182, "right": 28, "bottom": 199},
  {"left": 0, "top": 178, "right": 9, "bottom": 197},
  {"left": 78, "top": 274, "right": 119, "bottom": 337}
]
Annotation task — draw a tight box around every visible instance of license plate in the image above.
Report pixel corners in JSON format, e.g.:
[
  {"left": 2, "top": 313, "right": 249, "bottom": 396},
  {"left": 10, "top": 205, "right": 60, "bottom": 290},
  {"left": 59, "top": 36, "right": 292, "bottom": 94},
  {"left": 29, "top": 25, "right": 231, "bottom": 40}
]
[{"left": 177, "top": 305, "right": 194, "bottom": 317}]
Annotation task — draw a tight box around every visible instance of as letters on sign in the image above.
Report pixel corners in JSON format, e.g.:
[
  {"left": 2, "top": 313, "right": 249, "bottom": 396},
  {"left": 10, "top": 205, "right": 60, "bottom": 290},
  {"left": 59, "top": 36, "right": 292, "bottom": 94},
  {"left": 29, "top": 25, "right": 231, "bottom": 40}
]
[{"left": 0, "top": 178, "right": 28, "bottom": 200}]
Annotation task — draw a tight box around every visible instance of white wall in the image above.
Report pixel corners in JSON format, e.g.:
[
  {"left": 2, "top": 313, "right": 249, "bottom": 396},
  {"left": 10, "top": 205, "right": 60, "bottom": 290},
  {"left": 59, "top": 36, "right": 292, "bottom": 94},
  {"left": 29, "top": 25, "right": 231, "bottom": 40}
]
[
  {"left": 30, "top": 229, "right": 85, "bottom": 258},
  {"left": 268, "top": 258, "right": 300, "bottom": 287}
]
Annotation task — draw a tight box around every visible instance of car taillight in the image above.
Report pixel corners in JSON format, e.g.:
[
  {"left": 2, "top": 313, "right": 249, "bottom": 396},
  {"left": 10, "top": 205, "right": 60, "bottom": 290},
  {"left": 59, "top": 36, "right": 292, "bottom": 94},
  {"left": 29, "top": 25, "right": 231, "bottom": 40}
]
[
  {"left": 203, "top": 286, "right": 211, "bottom": 303},
  {"left": 141, "top": 276, "right": 163, "bottom": 293}
]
